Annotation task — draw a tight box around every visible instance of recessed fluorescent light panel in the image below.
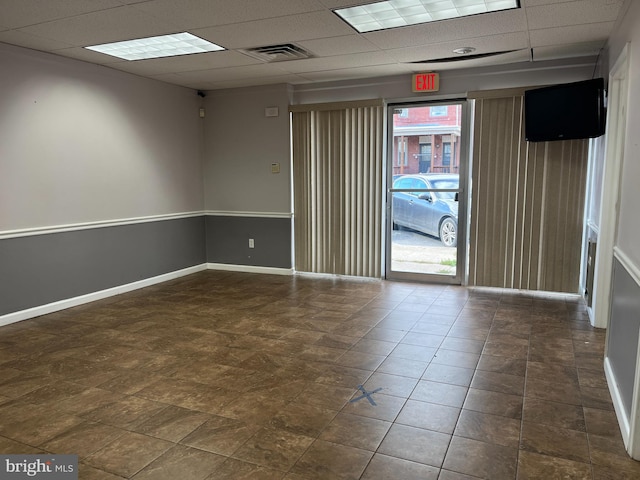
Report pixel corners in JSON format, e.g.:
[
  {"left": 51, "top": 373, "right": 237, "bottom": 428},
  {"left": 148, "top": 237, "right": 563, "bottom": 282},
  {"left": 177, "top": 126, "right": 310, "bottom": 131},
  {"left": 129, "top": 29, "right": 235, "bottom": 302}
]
[
  {"left": 335, "top": 0, "right": 519, "bottom": 33},
  {"left": 85, "top": 32, "right": 224, "bottom": 61}
]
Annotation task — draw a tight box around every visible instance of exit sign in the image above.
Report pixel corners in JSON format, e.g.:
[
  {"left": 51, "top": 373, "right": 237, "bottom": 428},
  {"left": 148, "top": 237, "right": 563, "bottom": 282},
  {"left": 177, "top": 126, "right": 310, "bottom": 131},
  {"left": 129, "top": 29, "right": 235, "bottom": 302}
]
[{"left": 412, "top": 73, "right": 439, "bottom": 93}]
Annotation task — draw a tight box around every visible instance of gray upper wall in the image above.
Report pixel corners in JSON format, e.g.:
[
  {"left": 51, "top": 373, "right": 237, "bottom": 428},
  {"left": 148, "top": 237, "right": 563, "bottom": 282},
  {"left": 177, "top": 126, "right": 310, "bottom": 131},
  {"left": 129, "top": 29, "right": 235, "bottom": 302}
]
[
  {"left": 0, "top": 43, "right": 204, "bottom": 232},
  {"left": 202, "top": 84, "right": 293, "bottom": 215}
]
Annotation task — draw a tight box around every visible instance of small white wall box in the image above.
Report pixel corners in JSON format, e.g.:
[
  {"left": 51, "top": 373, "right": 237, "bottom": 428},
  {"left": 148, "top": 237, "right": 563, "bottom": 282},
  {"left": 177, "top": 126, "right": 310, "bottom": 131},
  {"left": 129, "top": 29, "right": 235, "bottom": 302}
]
[
  {"left": 271, "top": 163, "right": 280, "bottom": 174},
  {"left": 265, "top": 106, "right": 279, "bottom": 117}
]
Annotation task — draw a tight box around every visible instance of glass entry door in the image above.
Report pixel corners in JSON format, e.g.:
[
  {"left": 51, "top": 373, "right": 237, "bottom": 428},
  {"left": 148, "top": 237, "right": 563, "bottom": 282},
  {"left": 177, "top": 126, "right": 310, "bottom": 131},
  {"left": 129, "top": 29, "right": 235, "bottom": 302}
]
[{"left": 385, "top": 101, "right": 469, "bottom": 283}]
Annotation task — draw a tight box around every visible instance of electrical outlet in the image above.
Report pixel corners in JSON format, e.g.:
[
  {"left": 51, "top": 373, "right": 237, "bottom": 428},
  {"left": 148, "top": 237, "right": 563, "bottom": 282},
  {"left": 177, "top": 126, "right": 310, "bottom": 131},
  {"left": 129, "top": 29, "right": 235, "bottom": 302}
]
[{"left": 249, "top": 238, "right": 255, "bottom": 248}]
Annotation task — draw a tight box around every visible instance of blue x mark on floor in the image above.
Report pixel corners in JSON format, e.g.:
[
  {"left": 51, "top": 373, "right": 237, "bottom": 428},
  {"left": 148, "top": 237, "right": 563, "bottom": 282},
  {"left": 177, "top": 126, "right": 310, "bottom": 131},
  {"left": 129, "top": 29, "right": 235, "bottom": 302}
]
[{"left": 350, "top": 385, "right": 382, "bottom": 406}]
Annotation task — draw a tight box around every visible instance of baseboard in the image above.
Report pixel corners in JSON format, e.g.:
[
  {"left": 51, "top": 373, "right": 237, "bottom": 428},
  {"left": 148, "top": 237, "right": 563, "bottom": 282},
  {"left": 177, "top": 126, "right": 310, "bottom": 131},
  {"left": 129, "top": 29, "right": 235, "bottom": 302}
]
[
  {"left": 605, "top": 356, "right": 631, "bottom": 448},
  {"left": 0, "top": 263, "right": 292, "bottom": 328},
  {"left": 207, "top": 263, "right": 293, "bottom": 276},
  {"left": 0, "top": 264, "right": 208, "bottom": 328},
  {"left": 587, "top": 305, "right": 595, "bottom": 327}
]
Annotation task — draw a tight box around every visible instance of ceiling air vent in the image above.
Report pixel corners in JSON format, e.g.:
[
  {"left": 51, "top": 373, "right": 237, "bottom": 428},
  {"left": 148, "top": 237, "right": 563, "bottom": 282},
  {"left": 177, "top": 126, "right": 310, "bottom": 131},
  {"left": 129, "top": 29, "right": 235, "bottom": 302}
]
[{"left": 240, "top": 43, "right": 314, "bottom": 62}]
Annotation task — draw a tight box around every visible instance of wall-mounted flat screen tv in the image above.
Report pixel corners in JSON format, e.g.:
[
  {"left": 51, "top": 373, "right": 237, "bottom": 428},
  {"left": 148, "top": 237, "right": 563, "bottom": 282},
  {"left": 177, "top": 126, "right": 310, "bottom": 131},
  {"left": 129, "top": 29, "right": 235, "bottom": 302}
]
[{"left": 524, "top": 78, "right": 606, "bottom": 142}]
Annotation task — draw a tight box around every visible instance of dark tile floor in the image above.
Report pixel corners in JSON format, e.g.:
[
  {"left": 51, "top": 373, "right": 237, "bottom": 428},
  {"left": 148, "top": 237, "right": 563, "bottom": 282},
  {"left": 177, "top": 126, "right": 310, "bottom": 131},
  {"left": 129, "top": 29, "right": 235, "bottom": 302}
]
[{"left": 1, "top": 270, "right": 639, "bottom": 479}]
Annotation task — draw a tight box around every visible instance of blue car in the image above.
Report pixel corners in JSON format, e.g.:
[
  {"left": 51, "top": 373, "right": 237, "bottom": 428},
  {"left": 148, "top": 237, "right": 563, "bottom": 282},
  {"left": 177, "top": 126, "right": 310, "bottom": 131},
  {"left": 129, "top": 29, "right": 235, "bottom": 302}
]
[{"left": 392, "top": 174, "right": 459, "bottom": 247}]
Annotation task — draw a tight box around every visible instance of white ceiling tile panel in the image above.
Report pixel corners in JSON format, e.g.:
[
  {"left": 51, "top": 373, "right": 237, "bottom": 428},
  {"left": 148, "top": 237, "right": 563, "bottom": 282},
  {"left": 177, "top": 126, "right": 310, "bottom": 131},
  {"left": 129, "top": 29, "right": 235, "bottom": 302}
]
[
  {"left": 525, "top": 0, "right": 622, "bottom": 29},
  {"left": 49, "top": 46, "right": 128, "bottom": 64},
  {"left": 192, "top": 11, "right": 355, "bottom": 50},
  {"left": 364, "top": 8, "right": 527, "bottom": 49},
  {"left": 158, "top": 63, "right": 293, "bottom": 83},
  {"left": 0, "top": 0, "right": 626, "bottom": 90},
  {"left": 102, "top": 50, "right": 261, "bottom": 76},
  {"left": 277, "top": 51, "right": 398, "bottom": 74},
  {"left": 130, "top": 0, "right": 325, "bottom": 29},
  {"left": 522, "top": 0, "right": 576, "bottom": 6},
  {"left": 297, "top": 35, "right": 380, "bottom": 56},
  {"left": 206, "top": 74, "right": 311, "bottom": 90},
  {"left": 0, "top": 0, "right": 123, "bottom": 29},
  {"left": 152, "top": 58, "right": 409, "bottom": 88},
  {"left": 384, "top": 31, "right": 530, "bottom": 63},
  {"left": 317, "top": 0, "right": 367, "bottom": 8},
  {"left": 298, "top": 63, "right": 414, "bottom": 82},
  {"left": 523, "top": 0, "right": 623, "bottom": 7},
  {"left": 533, "top": 41, "right": 605, "bottom": 61},
  {"left": 405, "top": 48, "right": 531, "bottom": 71},
  {"left": 529, "top": 22, "right": 613, "bottom": 47},
  {"left": 0, "top": 29, "right": 75, "bottom": 52},
  {"left": 18, "top": 6, "right": 176, "bottom": 46}
]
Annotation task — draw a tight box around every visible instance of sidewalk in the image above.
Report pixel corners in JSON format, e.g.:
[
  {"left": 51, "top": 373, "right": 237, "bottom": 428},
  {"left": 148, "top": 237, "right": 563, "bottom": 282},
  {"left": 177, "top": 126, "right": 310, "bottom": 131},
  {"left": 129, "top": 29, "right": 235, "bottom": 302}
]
[{"left": 391, "top": 243, "right": 456, "bottom": 275}]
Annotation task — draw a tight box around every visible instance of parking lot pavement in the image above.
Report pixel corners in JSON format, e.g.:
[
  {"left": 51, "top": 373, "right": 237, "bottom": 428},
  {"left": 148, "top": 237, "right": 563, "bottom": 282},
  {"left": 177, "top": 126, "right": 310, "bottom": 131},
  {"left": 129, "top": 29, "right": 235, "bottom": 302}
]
[
  {"left": 391, "top": 228, "right": 456, "bottom": 275},
  {"left": 392, "top": 228, "right": 442, "bottom": 247}
]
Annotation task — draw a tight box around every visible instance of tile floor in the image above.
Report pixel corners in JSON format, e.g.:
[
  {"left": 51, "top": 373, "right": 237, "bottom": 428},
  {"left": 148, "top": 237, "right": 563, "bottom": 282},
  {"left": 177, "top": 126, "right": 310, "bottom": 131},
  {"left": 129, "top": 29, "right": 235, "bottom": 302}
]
[{"left": 1, "top": 270, "right": 639, "bottom": 479}]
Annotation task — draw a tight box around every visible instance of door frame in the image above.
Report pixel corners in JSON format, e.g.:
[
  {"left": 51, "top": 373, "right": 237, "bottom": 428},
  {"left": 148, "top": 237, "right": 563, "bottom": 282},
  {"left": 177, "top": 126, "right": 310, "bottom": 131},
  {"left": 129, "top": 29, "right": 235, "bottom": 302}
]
[
  {"left": 384, "top": 99, "right": 471, "bottom": 284},
  {"left": 597, "top": 43, "right": 635, "bottom": 455},
  {"left": 593, "top": 43, "right": 629, "bottom": 329}
]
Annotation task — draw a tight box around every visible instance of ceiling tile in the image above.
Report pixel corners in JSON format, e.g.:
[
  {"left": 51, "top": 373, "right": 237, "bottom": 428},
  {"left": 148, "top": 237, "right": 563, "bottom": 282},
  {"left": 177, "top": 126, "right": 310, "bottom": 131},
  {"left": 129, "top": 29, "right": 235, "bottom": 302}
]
[
  {"left": 529, "top": 22, "right": 613, "bottom": 47},
  {"left": 0, "top": 0, "right": 626, "bottom": 90},
  {"left": 130, "top": 0, "right": 325, "bottom": 29},
  {"left": 116, "top": 0, "right": 162, "bottom": 4},
  {"left": 384, "top": 32, "right": 530, "bottom": 63},
  {"left": 104, "top": 50, "right": 261, "bottom": 76},
  {"left": 192, "top": 10, "right": 355, "bottom": 50},
  {"left": 50, "top": 46, "right": 127, "bottom": 65},
  {"left": 0, "top": 0, "right": 123, "bottom": 29},
  {"left": 0, "top": 29, "right": 74, "bottom": 51},
  {"left": 364, "top": 8, "right": 527, "bottom": 50},
  {"left": 316, "top": 0, "right": 365, "bottom": 8},
  {"left": 522, "top": 0, "right": 576, "bottom": 6},
  {"left": 525, "top": 0, "right": 622, "bottom": 29},
  {"left": 277, "top": 51, "right": 398, "bottom": 74},
  {"left": 298, "top": 63, "right": 414, "bottom": 83},
  {"left": 206, "top": 74, "right": 310, "bottom": 90},
  {"left": 405, "top": 48, "right": 532, "bottom": 72},
  {"left": 533, "top": 41, "right": 606, "bottom": 61},
  {"left": 297, "top": 35, "right": 380, "bottom": 57},
  {"left": 18, "top": 6, "right": 175, "bottom": 46},
  {"left": 157, "top": 63, "right": 292, "bottom": 84}
]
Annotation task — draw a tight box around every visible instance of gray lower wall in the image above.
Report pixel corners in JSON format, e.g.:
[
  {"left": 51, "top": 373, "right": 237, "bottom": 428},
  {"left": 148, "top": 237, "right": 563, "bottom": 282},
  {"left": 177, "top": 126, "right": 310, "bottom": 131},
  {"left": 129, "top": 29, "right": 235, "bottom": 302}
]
[
  {"left": 607, "top": 256, "right": 640, "bottom": 419},
  {"left": 0, "top": 216, "right": 206, "bottom": 316},
  {"left": 205, "top": 215, "right": 291, "bottom": 269}
]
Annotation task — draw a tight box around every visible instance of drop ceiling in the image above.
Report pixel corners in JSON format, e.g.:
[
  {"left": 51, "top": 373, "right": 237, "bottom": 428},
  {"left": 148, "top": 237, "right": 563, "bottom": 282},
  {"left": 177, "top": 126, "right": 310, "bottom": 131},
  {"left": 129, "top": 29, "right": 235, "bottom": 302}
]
[{"left": 0, "top": 0, "right": 626, "bottom": 91}]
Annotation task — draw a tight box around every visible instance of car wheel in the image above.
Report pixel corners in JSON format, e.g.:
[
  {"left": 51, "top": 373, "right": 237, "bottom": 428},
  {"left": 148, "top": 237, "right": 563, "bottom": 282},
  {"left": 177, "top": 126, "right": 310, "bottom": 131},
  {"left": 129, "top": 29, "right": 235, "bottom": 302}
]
[{"left": 439, "top": 218, "right": 457, "bottom": 247}]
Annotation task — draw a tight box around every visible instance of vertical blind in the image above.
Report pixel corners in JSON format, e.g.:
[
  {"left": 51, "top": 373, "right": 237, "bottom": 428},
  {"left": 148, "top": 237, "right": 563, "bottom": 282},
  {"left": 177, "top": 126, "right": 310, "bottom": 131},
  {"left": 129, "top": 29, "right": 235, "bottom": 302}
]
[
  {"left": 469, "top": 89, "right": 588, "bottom": 293},
  {"left": 290, "top": 100, "right": 384, "bottom": 277}
]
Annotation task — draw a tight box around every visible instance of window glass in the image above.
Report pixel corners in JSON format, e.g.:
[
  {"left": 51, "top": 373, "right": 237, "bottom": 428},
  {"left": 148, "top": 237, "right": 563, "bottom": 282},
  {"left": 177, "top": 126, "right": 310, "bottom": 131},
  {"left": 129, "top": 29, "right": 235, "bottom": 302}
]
[
  {"left": 430, "top": 106, "right": 447, "bottom": 117},
  {"left": 430, "top": 178, "right": 458, "bottom": 200},
  {"left": 394, "top": 177, "right": 411, "bottom": 189},
  {"left": 442, "top": 142, "right": 452, "bottom": 166}
]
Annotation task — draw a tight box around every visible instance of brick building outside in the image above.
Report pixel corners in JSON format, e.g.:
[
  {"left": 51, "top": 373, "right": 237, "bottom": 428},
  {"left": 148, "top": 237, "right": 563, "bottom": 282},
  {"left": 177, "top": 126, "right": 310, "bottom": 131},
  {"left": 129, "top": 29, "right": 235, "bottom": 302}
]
[{"left": 392, "top": 104, "right": 462, "bottom": 176}]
